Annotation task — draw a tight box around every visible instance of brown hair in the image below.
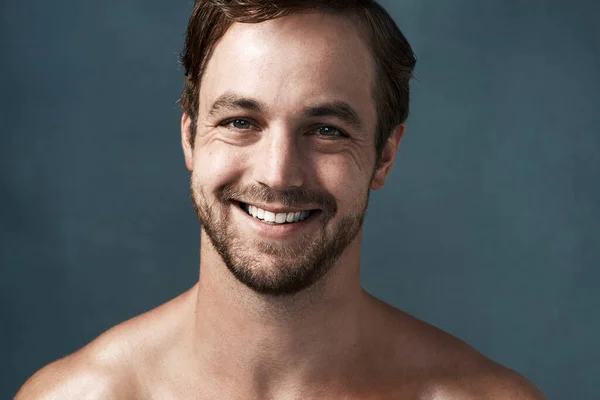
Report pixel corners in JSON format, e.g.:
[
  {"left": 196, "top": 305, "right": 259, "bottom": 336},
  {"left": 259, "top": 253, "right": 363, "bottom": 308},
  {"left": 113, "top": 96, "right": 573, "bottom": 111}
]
[{"left": 180, "top": 0, "right": 416, "bottom": 166}]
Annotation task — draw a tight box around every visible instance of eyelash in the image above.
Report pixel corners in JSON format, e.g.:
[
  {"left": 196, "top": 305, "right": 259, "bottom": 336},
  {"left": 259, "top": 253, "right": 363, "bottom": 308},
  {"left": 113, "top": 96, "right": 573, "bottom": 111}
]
[{"left": 219, "top": 118, "right": 348, "bottom": 139}]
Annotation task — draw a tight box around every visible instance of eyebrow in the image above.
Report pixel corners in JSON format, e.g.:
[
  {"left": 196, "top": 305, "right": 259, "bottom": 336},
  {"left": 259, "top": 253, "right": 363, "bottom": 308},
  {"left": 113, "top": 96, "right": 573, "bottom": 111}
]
[
  {"left": 305, "top": 100, "right": 364, "bottom": 132},
  {"left": 207, "top": 91, "right": 365, "bottom": 132},
  {"left": 207, "top": 92, "right": 266, "bottom": 117}
]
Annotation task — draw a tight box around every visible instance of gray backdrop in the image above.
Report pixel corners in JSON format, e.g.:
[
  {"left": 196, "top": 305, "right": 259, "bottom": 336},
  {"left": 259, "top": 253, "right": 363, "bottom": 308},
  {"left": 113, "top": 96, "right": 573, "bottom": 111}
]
[{"left": 2, "top": 1, "right": 599, "bottom": 398}]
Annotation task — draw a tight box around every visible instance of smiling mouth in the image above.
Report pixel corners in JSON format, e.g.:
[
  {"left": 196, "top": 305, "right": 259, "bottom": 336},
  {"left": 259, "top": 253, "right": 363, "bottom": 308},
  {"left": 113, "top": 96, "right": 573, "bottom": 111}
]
[{"left": 237, "top": 201, "right": 320, "bottom": 224}]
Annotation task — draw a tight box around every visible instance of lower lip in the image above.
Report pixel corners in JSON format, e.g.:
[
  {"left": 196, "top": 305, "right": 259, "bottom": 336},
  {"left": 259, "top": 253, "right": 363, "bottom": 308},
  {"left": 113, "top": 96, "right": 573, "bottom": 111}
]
[{"left": 232, "top": 203, "right": 321, "bottom": 239}]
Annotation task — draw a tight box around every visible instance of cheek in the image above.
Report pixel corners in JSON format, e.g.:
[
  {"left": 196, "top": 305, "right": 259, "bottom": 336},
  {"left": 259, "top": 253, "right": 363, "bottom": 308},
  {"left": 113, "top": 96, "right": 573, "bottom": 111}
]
[
  {"left": 314, "top": 154, "right": 370, "bottom": 210},
  {"left": 193, "top": 143, "right": 248, "bottom": 187}
]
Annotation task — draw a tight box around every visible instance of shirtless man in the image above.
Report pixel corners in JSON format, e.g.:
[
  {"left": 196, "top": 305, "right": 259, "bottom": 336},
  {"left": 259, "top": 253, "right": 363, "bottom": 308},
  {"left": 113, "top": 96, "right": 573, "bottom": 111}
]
[{"left": 16, "top": 1, "right": 547, "bottom": 399}]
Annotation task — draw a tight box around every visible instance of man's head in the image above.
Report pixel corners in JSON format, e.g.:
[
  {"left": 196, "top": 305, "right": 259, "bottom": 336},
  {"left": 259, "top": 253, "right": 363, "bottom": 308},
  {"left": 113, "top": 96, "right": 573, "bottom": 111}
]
[
  {"left": 180, "top": 0, "right": 415, "bottom": 296},
  {"left": 181, "top": 0, "right": 416, "bottom": 166}
]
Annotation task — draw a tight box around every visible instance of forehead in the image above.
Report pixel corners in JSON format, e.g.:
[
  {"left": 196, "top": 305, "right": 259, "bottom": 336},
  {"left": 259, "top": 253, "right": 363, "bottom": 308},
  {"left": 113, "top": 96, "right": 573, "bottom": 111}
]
[{"left": 199, "top": 12, "right": 377, "bottom": 125}]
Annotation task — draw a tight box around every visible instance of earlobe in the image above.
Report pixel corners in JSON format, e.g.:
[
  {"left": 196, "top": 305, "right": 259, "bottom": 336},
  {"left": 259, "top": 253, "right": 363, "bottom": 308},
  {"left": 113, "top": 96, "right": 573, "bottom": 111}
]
[
  {"left": 181, "top": 113, "right": 194, "bottom": 171},
  {"left": 370, "top": 124, "right": 405, "bottom": 191}
]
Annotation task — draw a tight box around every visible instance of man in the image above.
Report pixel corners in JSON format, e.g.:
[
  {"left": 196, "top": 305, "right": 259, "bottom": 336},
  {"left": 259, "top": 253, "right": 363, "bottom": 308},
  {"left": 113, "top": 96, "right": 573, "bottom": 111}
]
[{"left": 17, "top": 1, "right": 546, "bottom": 398}]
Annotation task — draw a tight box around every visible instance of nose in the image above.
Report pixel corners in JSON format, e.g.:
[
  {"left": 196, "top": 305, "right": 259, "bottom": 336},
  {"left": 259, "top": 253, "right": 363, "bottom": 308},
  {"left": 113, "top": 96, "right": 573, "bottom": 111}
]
[{"left": 253, "top": 128, "right": 304, "bottom": 190}]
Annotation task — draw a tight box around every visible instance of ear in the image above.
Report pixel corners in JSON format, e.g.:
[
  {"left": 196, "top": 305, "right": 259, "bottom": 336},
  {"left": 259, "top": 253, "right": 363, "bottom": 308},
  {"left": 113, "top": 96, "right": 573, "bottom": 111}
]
[
  {"left": 181, "top": 112, "right": 194, "bottom": 172},
  {"left": 370, "top": 124, "right": 405, "bottom": 190}
]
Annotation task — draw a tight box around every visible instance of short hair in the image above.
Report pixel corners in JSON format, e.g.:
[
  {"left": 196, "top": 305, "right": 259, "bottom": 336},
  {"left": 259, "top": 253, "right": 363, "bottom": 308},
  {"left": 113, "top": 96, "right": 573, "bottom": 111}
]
[{"left": 180, "top": 0, "right": 416, "bottom": 166}]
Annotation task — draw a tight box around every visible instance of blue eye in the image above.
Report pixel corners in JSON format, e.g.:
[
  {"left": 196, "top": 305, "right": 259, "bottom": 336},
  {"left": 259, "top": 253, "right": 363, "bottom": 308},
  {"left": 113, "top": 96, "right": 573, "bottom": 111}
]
[
  {"left": 228, "top": 119, "right": 253, "bottom": 130},
  {"left": 316, "top": 126, "right": 344, "bottom": 138}
]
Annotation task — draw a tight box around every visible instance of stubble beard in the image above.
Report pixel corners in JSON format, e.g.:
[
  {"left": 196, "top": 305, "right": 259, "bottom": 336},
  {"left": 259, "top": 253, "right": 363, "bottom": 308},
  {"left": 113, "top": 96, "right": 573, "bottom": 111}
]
[{"left": 190, "top": 180, "right": 369, "bottom": 296}]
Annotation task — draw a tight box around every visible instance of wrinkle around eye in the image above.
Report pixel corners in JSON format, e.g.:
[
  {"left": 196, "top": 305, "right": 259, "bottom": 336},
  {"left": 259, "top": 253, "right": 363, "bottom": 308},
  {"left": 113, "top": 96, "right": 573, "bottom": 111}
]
[{"left": 212, "top": 124, "right": 261, "bottom": 146}]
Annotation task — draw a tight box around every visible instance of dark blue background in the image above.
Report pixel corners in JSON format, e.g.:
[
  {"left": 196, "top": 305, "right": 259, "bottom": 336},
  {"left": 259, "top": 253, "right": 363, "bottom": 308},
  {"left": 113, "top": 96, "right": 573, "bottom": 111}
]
[{"left": 2, "top": 1, "right": 599, "bottom": 398}]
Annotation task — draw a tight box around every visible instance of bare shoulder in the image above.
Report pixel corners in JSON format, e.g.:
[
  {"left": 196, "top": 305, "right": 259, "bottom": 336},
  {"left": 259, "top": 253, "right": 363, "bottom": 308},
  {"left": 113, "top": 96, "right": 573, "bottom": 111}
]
[
  {"left": 418, "top": 366, "right": 547, "bottom": 400},
  {"left": 14, "top": 336, "right": 140, "bottom": 400},
  {"left": 410, "top": 318, "right": 546, "bottom": 399},
  {"left": 365, "top": 294, "right": 546, "bottom": 399},
  {"left": 15, "top": 286, "right": 196, "bottom": 399}
]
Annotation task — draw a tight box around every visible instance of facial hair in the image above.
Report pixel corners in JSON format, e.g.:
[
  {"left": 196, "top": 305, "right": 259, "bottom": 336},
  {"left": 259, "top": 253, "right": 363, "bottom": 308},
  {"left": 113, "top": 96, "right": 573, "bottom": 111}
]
[{"left": 191, "top": 179, "right": 369, "bottom": 296}]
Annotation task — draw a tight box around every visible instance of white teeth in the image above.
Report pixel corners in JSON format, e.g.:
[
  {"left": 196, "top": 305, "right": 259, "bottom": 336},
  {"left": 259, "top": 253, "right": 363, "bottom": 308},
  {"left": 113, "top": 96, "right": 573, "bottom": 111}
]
[
  {"left": 263, "top": 211, "right": 275, "bottom": 222},
  {"left": 242, "top": 203, "right": 312, "bottom": 224}
]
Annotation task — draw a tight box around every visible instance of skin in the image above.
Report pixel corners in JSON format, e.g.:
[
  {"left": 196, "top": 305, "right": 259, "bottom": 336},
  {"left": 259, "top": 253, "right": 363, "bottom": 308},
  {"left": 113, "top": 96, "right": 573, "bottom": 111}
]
[{"left": 16, "top": 12, "right": 546, "bottom": 400}]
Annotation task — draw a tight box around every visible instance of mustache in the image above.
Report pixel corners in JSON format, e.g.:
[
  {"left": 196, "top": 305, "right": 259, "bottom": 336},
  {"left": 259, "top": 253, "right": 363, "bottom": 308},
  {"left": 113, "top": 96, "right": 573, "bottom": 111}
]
[{"left": 218, "top": 183, "right": 337, "bottom": 213}]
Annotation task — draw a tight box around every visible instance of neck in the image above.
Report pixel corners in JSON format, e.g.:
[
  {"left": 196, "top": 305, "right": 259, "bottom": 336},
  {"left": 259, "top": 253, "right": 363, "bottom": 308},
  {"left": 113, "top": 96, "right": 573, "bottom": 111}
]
[{"left": 187, "top": 231, "right": 374, "bottom": 397}]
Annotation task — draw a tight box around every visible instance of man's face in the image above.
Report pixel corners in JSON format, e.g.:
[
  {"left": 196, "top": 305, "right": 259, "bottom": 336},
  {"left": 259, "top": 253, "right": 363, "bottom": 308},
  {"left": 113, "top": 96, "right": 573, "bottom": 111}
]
[{"left": 183, "top": 12, "right": 392, "bottom": 296}]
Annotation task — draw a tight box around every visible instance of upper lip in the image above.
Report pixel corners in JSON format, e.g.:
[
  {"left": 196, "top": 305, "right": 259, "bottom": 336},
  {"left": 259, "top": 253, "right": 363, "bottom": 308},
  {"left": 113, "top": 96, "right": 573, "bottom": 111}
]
[{"left": 236, "top": 200, "right": 318, "bottom": 214}]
